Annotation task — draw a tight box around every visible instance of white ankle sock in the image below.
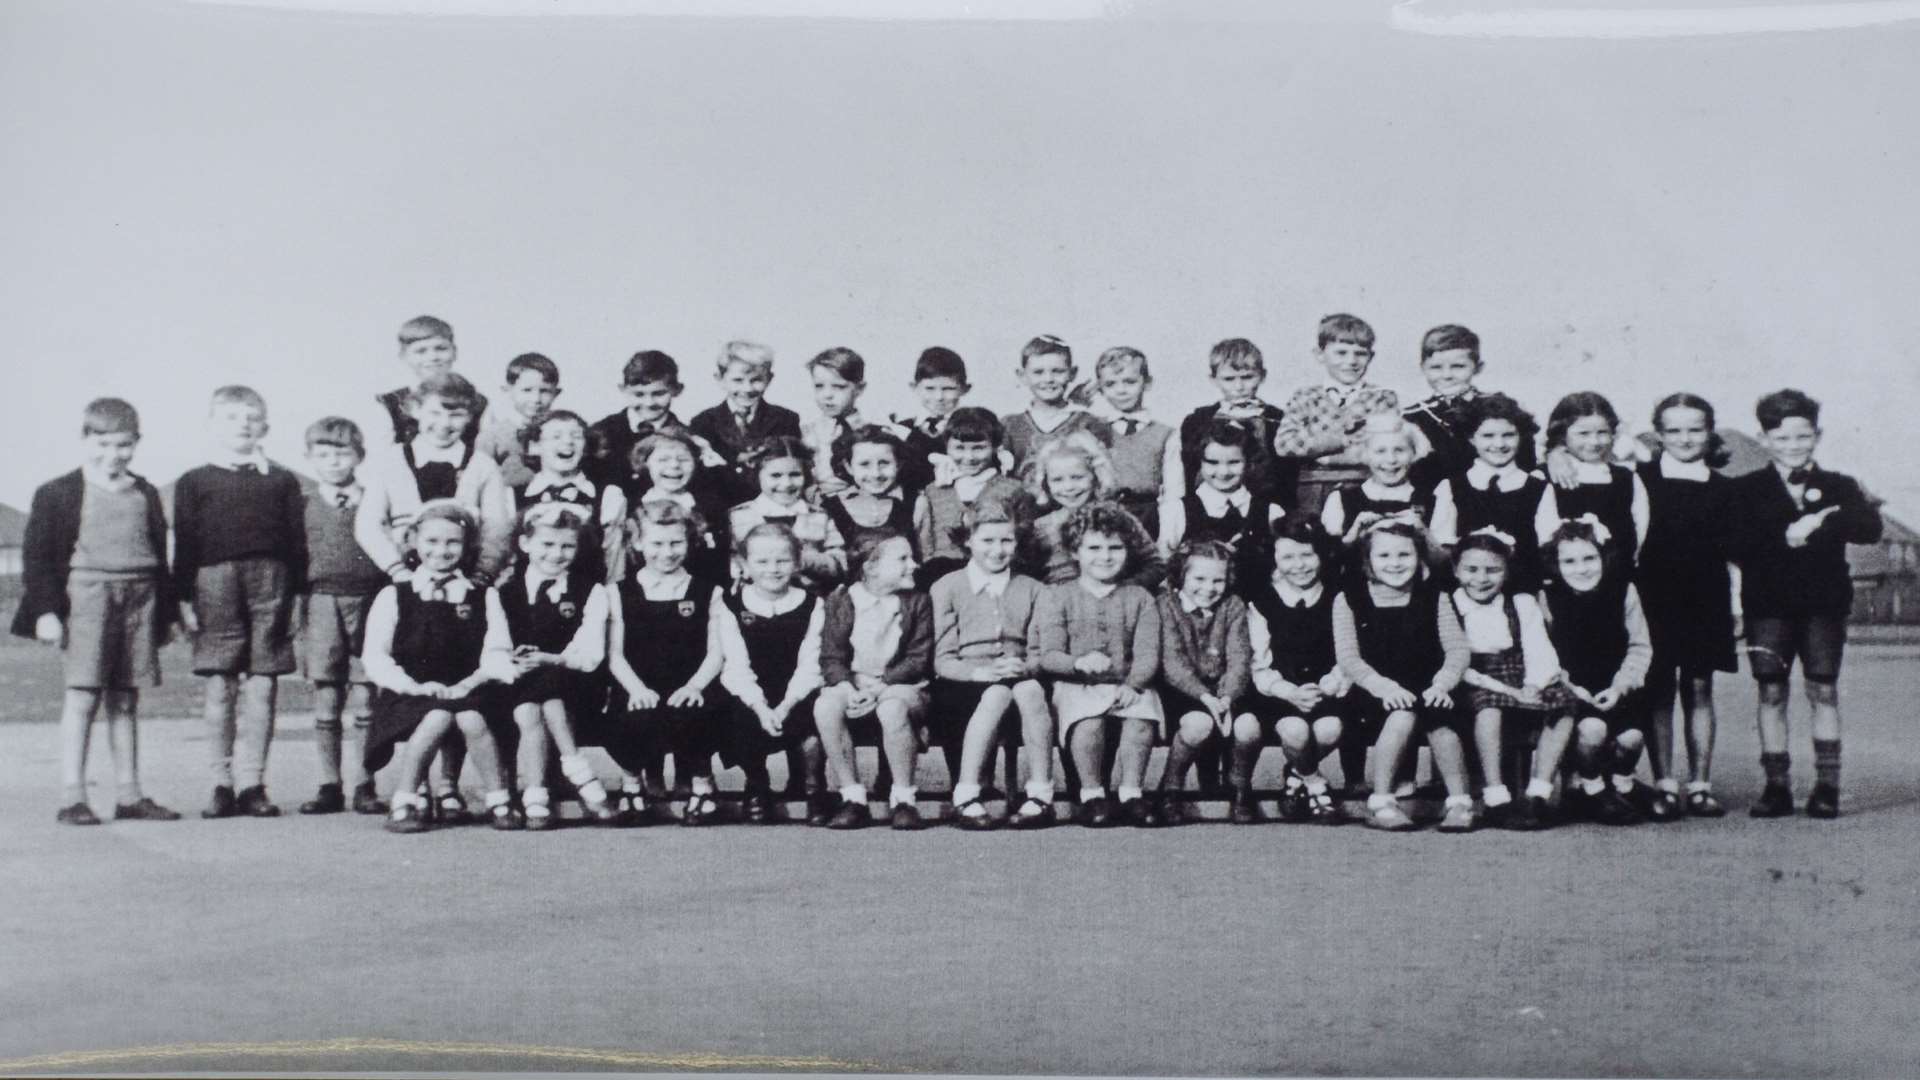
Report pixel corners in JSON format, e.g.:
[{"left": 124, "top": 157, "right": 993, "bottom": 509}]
[
  {"left": 1367, "top": 793, "right": 1397, "bottom": 811},
  {"left": 1611, "top": 773, "right": 1635, "bottom": 794},
  {"left": 952, "top": 782, "right": 982, "bottom": 806},
  {"left": 1025, "top": 780, "right": 1055, "bottom": 803},
  {"left": 483, "top": 788, "right": 511, "bottom": 809},
  {"left": 1444, "top": 794, "right": 1473, "bottom": 809},
  {"left": 840, "top": 784, "right": 867, "bottom": 805},
  {"left": 1656, "top": 778, "right": 1680, "bottom": 794},
  {"left": 1303, "top": 775, "right": 1329, "bottom": 795},
  {"left": 1686, "top": 780, "right": 1712, "bottom": 794},
  {"left": 522, "top": 786, "right": 550, "bottom": 808},
  {"left": 890, "top": 786, "right": 918, "bottom": 808},
  {"left": 1116, "top": 785, "right": 1143, "bottom": 803},
  {"left": 1580, "top": 776, "right": 1605, "bottom": 796},
  {"left": 1525, "top": 778, "right": 1554, "bottom": 799},
  {"left": 1080, "top": 785, "right": 1108, "bottom": 803},
  {"left": 690, "top": 776, "right": 715, "bottom": 796},
  {"left": 1482, "top": 784, "right": 1512, "bottom": 807}
]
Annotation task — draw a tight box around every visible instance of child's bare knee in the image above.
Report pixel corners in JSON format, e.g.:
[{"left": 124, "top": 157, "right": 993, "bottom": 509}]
[
  {"left": 1576, "top": 717, "right": 1609, "bottom": 746},
  {"left": 1756, "top": 678, "right": 1790, "bottom": 706},
  {"left": 1806, "top": 679, "right": 1839, "bottom": 707},
  {"left": 453, "top": 711, "right": 489, "bottom": 738},
  {"left": 1233, "top": 713, "right": 1263, "bottom": 744},
  {"left": 1178, "top": 713, "right": 1214, "bottom": 746},
  {"left": 1011, "top": 680, "right": 1047, "bottom": 709},
  {"left": 1276, "top": 716, "right": 1310, "bottom": 746},
  {"left": 1312, "top": 716, "right": 1343, "bottom": 746}
]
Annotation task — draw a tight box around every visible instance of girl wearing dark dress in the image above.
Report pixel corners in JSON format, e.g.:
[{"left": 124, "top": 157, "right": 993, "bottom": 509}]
[
  {"left": 822, "top": 425, "right": 918, "bottom": 560},
  {"left": 1427, "top": 393, "right": 1549, "bottom": 593},
  {"left": 1636, "top": 393, "right": 1738, "bottom": 819},
  {"left": 361, "top": 500, "right": 517, "bottom": 833},
  {"left": 1535, "top": 392, "right": 1649, "bottom": 571}
]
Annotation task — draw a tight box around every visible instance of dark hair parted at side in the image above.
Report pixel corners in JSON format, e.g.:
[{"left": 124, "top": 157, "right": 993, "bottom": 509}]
[
  {"left": 82, "top": 397, "right": 140, "bottom": 437},
  {"left": 1755, "top": 388, "right": 1820, "bottom": 432},
  {"left": 1544, "top": 390, "right": 1620, "bottom": 451},
  {"left": 1167, "top": 538, "right": 1238, "bottom": 595},
  {"left": 505, "top": 352, "right": 560, "bottom": 387},
  {"left": 1420, "top": 323, "right": 1481, "bottom": 365}
]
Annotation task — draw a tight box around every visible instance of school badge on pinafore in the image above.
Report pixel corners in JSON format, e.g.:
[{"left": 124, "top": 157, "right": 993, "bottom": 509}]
[
  {"left": 678, "top": 600, "right": 697, "bottom": 617},
  {"left": 454, "top": 602, "right": 474, "bottom": 621},
  {"left": 559, "top": 600, "right": 578, "bottom": 620}
]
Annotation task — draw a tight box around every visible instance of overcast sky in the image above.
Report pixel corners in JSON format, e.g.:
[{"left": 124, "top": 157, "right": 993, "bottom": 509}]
[{"left": 3, "top": 0, "right": 1916, "bottom": 520}]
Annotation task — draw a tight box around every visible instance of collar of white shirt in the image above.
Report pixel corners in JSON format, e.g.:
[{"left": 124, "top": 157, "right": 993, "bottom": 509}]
[
  {"left": 1572, "top": 460, "right": 1614, "bottom": 483},
  {"left": 848, "top": 582, "right": 899, "bottom": 616},
  {"left": 1465, "top": 460, "right": 1530, "bottom": 492},
  {"left": 967, "top": 563, "right": 1010, "bottom": 596},
  {"left": 1178, "top": 593, "right": 1215, "bottom": 617},
  {"left": 1659, "top": 456, "right": 1711, "bottom": 482},
  {"left": 952, "top": 469, "right": 1000, "bottom": 501},
  {"left": 526, "top": 472, "right": 595, "bottom": 498},
  {"left": 1451, "top": 588, "right": 1514, "bottom": 647},
  {"left": 1026, "top": 403, "right": 1081, "bottom": 433},
  {"left": 1275, "top": 581, "right": 1323, "bottom": 608},
  {"left": 317, "top": 481, "right": 361, "bottom": 507},
  {"left": 82, "top": 464, "right": 138, "bottom": 492},
  {"left": 1077, "top": 577, "right": 1119, "bottom": 599},
  {"left": 642, "top": 488, "right": 695, "bottom": 510},
  {"left": 739, "top": 585, "right": 806, "bottom": 617},
  {"left": 411, "top": 571, "right": 473, "bottom": 600},
  {"left": 747, "top": 493, "right": 806, "bottom": 520},
  {"left": 635, "top": 566, "right": 690, "bottom": 595},
  {"left": 215, "top": 450, "right": 272, "bottom": 473},
  {"left": 409, "top": 439, "right": 466, "bottom": 467},
  {"left": 1195, "top": 485, "right": 1252, "bottom": 516},
  {"left": 1362, "top": 479, "right": 1415, "bottom": 501},
  {"left": 523, "top": 573, "right": 567, "bottom": 601}
]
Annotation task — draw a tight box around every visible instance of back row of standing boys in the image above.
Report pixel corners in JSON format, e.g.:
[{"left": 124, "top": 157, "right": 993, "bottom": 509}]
[{"left": 16, "top": 314, "right": 1882, "bottom": 833}]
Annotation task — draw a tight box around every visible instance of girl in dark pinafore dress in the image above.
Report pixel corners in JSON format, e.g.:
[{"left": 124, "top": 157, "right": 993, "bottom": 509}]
[
  {"left": 1536, "top": 392, "right": 1649, "bottom": 572},
  {"left": 821, "top": 425, "right": 918, "bottom": 560},
  {"left": 361, "top": 501, "right": 517, "bottom": 832},
  {"left": 1635, "top": 393, "right": 1738, "bottom": 819}
]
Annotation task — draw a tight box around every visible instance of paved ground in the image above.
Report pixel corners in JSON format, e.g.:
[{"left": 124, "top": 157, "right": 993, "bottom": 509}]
[{"left": 1, "top": 639, "right": 1916, "bottom": 1077}]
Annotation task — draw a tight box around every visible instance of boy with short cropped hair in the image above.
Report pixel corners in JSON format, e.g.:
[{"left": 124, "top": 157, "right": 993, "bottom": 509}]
[
  {"left": 1273, "top": 314, "right": 1401, "bottom": 519},
  {"left": 374, "top": 315, "right": 487, "bottom": 446},
  {"left": 1082, "top": 346, "right": 1184, "bottom": 539},
  {"left": 473, "top": 352, "right": 562, "bottom": 489},
  {"left": 800, "top": 347, "right": 870, "bottom": 500},
  {"left": 1179, "top": 338, "right": 1294, "bottom": 509},
  {"left": 1725, "top": 390, "right": 1882, "bottom": 820},
  {"left": 173, "top": 386, "right": 309, "bottom": 819},
  {"left": 589, "top": 350, "right": 724, "bottom": 499},
  {"left": 1000, "top": 335, "right": 1113, "bottom": 474},
  {"left": 912, "top": 406, "right": 1039, "bottom": 586},
  {"left": 1404, "top": 324, "right": 1536, "bottom": 494},
  {"left": 14, "top": 398, "right": 179, "bottom": 824},
  {"left": 356, "top": 372, "right": 517, "bottom": 587},
  {"left": 297, "top": 417, "right": 389, "bottom": 815},
  {"left": 892, "top": 346, "right": 971, "bottom": 495},
  {"left": 688, "top": 340, "right": 803, "bottom": 505}
]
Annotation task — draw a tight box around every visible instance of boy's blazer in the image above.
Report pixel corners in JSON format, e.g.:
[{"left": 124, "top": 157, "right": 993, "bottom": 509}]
[
  {"left": 689, "top": 401, "right": 804, "bottom": 503},
  {"left": 10, "top": 469, "right": 174, "bottom": 638},
  {"left": 1724, "top": 464, "right": 1881, "bottom": 617},
  {"left": 818, "top": 586, "right": 934, "bottom": 687}
]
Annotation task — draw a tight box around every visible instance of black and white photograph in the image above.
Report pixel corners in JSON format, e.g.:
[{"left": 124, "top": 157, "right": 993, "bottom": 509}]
[{"left": 2, "top": 0, "right": 1917, "bottom": 1076}]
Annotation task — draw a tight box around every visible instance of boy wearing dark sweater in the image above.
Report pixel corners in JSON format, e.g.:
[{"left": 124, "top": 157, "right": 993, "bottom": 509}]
[
  {"left": 173, "top": 385, "right": 309, "bottom": 819},
  {"left": 1725, "top": 390, "right": 1882, "bottom": 819},
  {"left": 12, "top": 398, "right": 180, "bottom": 825},
  {"left": 297, "top": 418, "right": 389, "bottom": 815}
]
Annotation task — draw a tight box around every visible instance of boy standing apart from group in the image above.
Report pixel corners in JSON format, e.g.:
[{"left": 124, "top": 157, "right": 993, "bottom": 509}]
[
  {"left": 1726, "top": 390, "right": 1881, "bottom": 819},
  {"left": 15, "top": 399, "right": 179, "bottom": 824},
  {"left": 173, "top": 386, "right": 309, "bottom": 819}
]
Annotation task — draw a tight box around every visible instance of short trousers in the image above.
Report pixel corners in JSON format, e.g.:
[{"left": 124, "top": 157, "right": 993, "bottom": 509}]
[
  {"left": 1746, "top": 613, "right": 1846, "bottom": 683},
  {"left": 818, "top": 679, "right": 928, "bottom": 722},
  {"left": 191, "top": 557, "right": 297, "bottom": 676},
  {"left": 302, "top": 592, "right": 372, "bottom": 684},
  {"left": 63, "top": 574, "right": 161, "bottom": 690}
]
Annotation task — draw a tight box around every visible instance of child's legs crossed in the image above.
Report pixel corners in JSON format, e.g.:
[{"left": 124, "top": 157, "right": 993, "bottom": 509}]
[
  {"left": 1369, "top": 710, "right": 1415, "bottom": 795},
  {"left": 953, "top": 683, "right": 1012, "bottom": 790}
]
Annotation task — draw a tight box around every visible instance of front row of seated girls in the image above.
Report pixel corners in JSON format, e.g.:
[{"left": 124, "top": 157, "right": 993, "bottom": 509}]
[{"left": 357, "top": 479, "right": 1671, "bottom": 833}]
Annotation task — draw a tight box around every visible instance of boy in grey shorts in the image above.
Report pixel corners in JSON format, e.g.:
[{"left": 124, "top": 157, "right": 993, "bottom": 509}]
[
  {"left": 297, "top": 418, "right": 389, "bottom": 815},
  {"left": 171, "top": 385, "right": 309, "bottom": 819},
  {"left": 12, "top": 398, "right": 180, "bottom": 824}
]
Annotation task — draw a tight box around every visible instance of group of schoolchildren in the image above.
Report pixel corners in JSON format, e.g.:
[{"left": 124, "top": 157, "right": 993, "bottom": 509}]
[{"left": 15, "top": 312, "right": 1884, "bottom": 835}]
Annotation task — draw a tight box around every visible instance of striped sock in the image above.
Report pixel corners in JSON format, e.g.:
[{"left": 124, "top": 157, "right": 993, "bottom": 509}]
[
  {"left": 1813, "top": 739, "right": 1841, "bottom": 789},
  {"left": 1760, "top": 751, "right": 1791, "bottom": 785}
]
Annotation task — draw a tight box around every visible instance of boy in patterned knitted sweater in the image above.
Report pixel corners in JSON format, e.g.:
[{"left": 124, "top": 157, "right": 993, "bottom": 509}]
[
  {"left": 296, "top": 418, "right": 390, "bottom": 815},
  {"left": 173, "top": 386, "right": 309, "bottom": 819}
]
